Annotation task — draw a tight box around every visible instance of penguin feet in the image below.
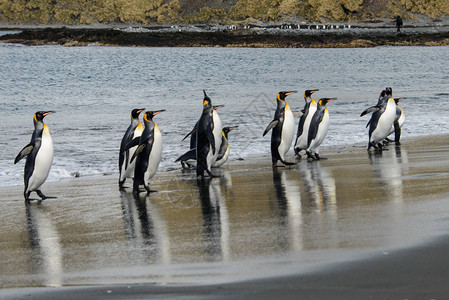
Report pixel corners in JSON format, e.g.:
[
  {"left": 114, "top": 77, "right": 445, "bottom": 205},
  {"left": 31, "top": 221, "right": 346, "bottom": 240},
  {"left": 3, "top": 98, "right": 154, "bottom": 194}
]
[
  {"left": 144, "top": 185, "right": 158, "bottom": 194},
  {"left": 36, "top": 190, "right": 56, "bottom": 200},
  {"left": 119, "top": 180, "right": 129, "bottom": 190}
]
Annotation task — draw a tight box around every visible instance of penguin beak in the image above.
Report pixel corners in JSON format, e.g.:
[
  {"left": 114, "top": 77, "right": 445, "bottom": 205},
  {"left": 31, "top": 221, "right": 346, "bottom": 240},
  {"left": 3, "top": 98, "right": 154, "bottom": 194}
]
[
  {"left": 285, "top": 91, "right": 297, "bottom": 96},
  {"left": 43, "top": 111, "right": 55, "bottom": 117},
  {"left": 138, "top": 108, "right": 145, "bottom": 113},
  {"left": 310, "top": 89, "right": 319, "bottom": 94},
  {"left": 395, "top": 98, "right": 405, "bottom": 102},
  {"left": 153, "top": 109, "right": 165, "bottom": 116},
  {"left": 213, "top": 105, "right": 224, "bottom": 110},
  {"left": 228, "top": 126, "right": 239, "bottom": 131}
]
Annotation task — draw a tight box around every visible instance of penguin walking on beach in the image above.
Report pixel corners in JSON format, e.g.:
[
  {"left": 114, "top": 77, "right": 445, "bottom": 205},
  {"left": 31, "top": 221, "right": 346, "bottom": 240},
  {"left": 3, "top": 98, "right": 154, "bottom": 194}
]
[
  {"left": 294, "top": 89, "right": 319, "bottom": 157},
  {"left": 363, "top": 89, "right": 397, "bottom": 150},
  {"left": 119, "top": 108, "right": 144, "bottom": 189},
  {"left": 176, "top": 105, "right": 224, "bottom": 169},
  {"left": 130, "top": 110, "right": 164, "bottom": 194},
  {"left": 14, "top": 111, "right": 56, "bottom": 201},
  {"left": 212, "top": 126, "right": 238, "bottom": 167},
  {"left": 196, "top": 91, "right": 222, "bottom": 177},
  {"left": 306, "top": 98, "right": 336, "bottom": 160},
  {"left": 386, "top": 97, "right": 405, "bottom": 145},
  {"left": 263, "top": 91, "right": 297, "bottom": 167}
]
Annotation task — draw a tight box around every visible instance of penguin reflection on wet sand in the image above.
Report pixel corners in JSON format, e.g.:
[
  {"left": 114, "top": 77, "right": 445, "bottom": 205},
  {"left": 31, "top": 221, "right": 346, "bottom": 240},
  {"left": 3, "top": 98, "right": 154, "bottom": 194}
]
[
  {"left": 306, "top": 98, "right": 336, "bottom": 160},
  {"left": 14, "top": 111, "right": 56, "bottom": 202},
  {"left": 362, "top": 88, "right": 397, "bottom": 150},
  {"left": 129, "top": 110, "right": 164, "bottom": 194},
  {"left": 196, "top": 91, "right": 222, "bottom": 178},
  {"left": 119, "top": 108, "right": 145, "bottom": 189},
  {"left": 294, "top": 89, "right": 319, "bottom": 158},
  {"left": 263, "top": 91, "right": 297, "bottom": 167}
]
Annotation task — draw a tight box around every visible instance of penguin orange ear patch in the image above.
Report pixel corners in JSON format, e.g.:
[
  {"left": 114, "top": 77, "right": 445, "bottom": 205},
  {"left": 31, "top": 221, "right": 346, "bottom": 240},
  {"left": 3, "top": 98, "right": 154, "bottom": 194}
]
[{"left": 203, "top": 100, "right": 209, "bottom": 106}]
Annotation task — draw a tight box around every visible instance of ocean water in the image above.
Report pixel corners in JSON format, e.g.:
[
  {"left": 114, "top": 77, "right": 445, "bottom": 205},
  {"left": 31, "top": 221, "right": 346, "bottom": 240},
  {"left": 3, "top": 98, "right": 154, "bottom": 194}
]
[{"left": 1, "top": 44, "right": 448, "bottom": 187}]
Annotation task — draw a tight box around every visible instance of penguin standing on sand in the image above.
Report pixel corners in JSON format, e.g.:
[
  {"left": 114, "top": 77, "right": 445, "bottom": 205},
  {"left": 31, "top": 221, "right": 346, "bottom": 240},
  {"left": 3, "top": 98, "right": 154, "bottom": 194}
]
[
  {"left": 176, "top": 105, "right": 224, "bottom": 169},
  {"left": 263, "top": 91, "right": 297, "bottom": 167},
  {"left": 294, "top": 89, "right": 319, "bottom": 157},
  {"left": 14, "top": 111, "right": 56, "bottom": 201},
  {"left": 364, "top": 89, "right": 397, "bottom": 150},
  {"left": 306, "top": 98, "right": 335, "bottom": 160},
  {"left": 386, "top": 98, "right": 405, "bottom": 144},
  {"left": 212, "top": 126, "right": 238, "bottom": 167},
  {"left": 119, "top": 108, "right": 144, "bottom": 189},
  {"left": 130, "top": 110, "right": 164, "bottom": 194},
  {"left": 196, "top": 91, "right": 222, "bottom": 177}
]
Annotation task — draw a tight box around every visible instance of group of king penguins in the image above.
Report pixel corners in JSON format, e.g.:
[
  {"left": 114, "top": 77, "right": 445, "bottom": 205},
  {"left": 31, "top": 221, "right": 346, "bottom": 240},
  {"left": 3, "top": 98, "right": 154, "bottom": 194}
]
[
  {"left": 264, "top": 87, "right": 404, "bottom": 167},
  {"left": 14, "top": 87, "right": 403, "bottom": 202}
]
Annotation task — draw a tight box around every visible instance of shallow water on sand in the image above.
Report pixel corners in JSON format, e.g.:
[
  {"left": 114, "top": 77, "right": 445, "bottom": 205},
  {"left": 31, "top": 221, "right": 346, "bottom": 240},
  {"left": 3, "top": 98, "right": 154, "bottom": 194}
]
[
  {"left": 1, "top": 136, "right": 449, "bottom": 288},
  {"left": 1, "top": 44, "right": 449, "bottom": 187}
]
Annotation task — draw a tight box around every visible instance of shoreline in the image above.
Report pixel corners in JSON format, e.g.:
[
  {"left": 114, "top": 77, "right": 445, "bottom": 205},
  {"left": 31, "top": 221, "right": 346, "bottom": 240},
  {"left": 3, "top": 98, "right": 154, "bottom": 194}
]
[
  {"left": 1, "top": 134, "right": 449, "bottom": 298},
  {"left": 1, "top": 25, "right": 449, "bottom": 47}
]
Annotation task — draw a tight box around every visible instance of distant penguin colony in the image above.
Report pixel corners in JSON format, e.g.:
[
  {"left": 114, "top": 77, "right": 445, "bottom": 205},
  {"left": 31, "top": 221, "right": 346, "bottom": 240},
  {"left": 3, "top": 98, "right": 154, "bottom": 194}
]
[{"left": 15, "top": 87, "right": 405, "bottom": 200}]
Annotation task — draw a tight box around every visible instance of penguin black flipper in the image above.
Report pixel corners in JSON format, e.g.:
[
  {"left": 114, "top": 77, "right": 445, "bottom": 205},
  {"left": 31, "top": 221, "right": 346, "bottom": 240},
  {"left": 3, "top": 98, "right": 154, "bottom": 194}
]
[
  {"left": 263, "top": 120, "right": 279, "bottom": 136},
  {"left": 14, "top": 143, "right": 35, "bottom": 164},
  {"left": 130, "top": 138, "right": 154, "bottom": 163},
  {"left": 394, "top": 121, "right": 401, "bottom": 143},
  {"left": 124, "top": 137, "right": 141, "bottom": 152},
  {"left": 207, "top": 122, "right": 216, "bottom": 154},
  {"left": 308, "top": 110, "right": 325, "bottom": 147},
  {"left": 360, "top": 106, "right": 381, "bottom": 117},
  {"left": 175, "top": 148, "right": 196, "bottom": 162},
  {"left": 182, "top": 123, "right": 198, "bottom": 141}
]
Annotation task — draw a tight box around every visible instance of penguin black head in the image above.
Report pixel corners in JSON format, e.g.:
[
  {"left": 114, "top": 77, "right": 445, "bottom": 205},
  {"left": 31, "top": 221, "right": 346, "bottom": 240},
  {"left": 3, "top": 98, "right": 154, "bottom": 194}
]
[
  {"left": 143, "top": 110, "right": 165, "bottom": 122},
  {"left": 223, "top": 126, "right": 238, "bottom": 138},
  {"left": 318, "top": 98, "right": 336, "bottom": 106},
  {"left": 304, "top": 89, "right": 319, "bottom": 99},
  {"left": 34, "top": 111, "right": 55, "bottom": 123},
  {"left": 203, "top": 90, "right": 212, "bottom": 108},
  {"left": 131, "top": 108, "right": 145, "bottom": 119},
  {"left": 394, "top": 97, "right": 404, "bottom": 104},
  {"left": 385, "top": 87, "right": 393, "bottom": 96},
  {"left": 379, "top": 89, "right": 387, "bottom": 97},
  {"left": 277, "top": 91, "right": 297, "bottom": 101}
]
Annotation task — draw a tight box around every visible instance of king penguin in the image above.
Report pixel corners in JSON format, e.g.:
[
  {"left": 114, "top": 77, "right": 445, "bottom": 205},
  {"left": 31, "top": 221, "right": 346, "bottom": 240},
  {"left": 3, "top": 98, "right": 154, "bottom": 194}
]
[
  {"left": 294, "top": 89, "right": 319, "bottom": 157},
  {"left": 176, "top": 105, "right": 224, "bottom": 169},
  {"left": 14, "top": 111, "right": 56, "bottom": 201},
  {"left": 263, "top": 91, "right": 297, "bottom": 167},
  {"left": 119, "top": 108, "right": 144, "bottom": 189},
  {"left": 366, "top": 89, "right": 397, "bottom": 150},
  {"left": 212, "top": 126, "right": 238, "bottom": 167},
  {"left": 196, "top": 90, "right": 222, "bottom": 177},
  {"left": 130, "top": 110, "right": 164, "bottom": 194},
  {"left": 306, "top": 98, "right": 336, "bottom": 160}
]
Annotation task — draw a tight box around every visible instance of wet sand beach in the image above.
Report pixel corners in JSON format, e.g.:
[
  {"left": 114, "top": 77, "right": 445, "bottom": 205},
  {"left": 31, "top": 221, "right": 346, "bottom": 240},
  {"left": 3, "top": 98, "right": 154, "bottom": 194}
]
[{"left": 1, "top": 134, "right": 449, "bottom": 299}]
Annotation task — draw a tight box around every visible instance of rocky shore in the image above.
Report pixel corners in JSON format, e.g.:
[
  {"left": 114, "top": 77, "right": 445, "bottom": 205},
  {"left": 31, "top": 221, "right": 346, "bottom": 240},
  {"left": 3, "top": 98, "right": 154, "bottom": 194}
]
[{"left": 1, "top": 24, "right": 449, "bottom": 47}]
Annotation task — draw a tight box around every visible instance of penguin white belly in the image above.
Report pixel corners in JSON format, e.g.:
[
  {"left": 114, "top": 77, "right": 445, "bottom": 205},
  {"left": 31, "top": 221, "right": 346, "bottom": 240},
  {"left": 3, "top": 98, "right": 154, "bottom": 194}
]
[
  {"left": 27, "top": 130, "right": 53, "bottom": 192},
  {"left": 144, "top": 129, "right": 162, "bottom": 183},
  {"left": 387, "top": 109, "right": 404, "bottom": 136},
  {"left": 371, "top": 100, "right": 396, "bottom": 143},
  {"left": 207, "top": 110, "right": 222, "bottom": 168},
  {"left": 278, "top": 105, "right": 295, "bottom": 160},
  {"left": 212, "top": 146, "right": 229, "bottom": 167},
  {"left": 295, "top": 103, "right": 317, "bottom": 150},
  {"left": 308, "top": 112, "right": 329, "bottom": 153},
  {"left": 123, "top": 127, "right": 143, "bottom": 179}
]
